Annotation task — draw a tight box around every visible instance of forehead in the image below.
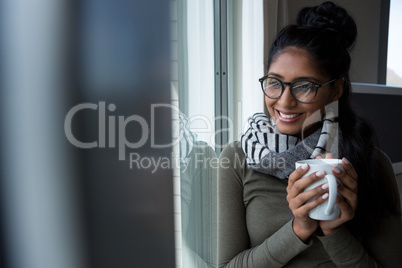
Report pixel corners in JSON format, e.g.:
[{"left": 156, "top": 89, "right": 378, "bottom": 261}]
[{"left": 268, "top": 47, "right": 327, "bottom": 80}]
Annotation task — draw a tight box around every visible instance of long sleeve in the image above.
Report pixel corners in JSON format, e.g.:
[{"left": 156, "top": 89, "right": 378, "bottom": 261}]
[
  {"left": 217, "top": 143, "right": 402, "bottom": 267},
  {"left": 317, "top": 151, "right": 402, "bottom": 267},
  {"left": 217, "top": 144, "right": 311, "bottom": 267},
  {"left": 318, "top": 226, "right": 373, "bottom": 267},
  {"left": 316, "top": 214, "right": 402, "bottom": 268}
]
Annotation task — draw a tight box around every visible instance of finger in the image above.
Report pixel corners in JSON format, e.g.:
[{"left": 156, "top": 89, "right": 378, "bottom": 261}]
[
  {"left": 289, "top": 183, "right": 329, "bottom": 209},
  {"left": 294, "top": 192, "right": 330, "bottom": 218},
  {"left": 325, "top": 153, "right": 333, "bottom": 159},
  {"left": 341, "top": 157, "right": 358, "bottom": 181},
  {"left": 336, "top": 195, "right": 355, "bottom": 219},
  {"left": 288, "top": 163, "right": 310, "bottom": 187},
  {"left": 332, "top": 166, "right": 358, "bottom": 193},
  {"left": 316, "top": 156, "right": 323, "bottom": 159},
  {"left": 288, "top": 170, "right": 326, "bottom": 198},
  {"left": 337, "top": 183, "right": 358, "bottom": 210}
]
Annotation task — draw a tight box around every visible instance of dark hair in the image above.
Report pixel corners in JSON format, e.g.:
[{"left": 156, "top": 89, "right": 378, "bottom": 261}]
[{"left": 266, "top": 1, "right": 400, "bottom": 235}]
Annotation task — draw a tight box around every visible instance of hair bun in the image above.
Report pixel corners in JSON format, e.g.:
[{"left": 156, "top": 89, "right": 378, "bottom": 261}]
[{"left": 296, "top": 1, "right": 357, "bottom": 49}]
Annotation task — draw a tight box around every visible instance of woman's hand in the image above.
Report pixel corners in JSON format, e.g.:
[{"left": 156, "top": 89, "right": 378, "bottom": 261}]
[
  {"left": 287, "top": 163, "right": 332, "bottom": 242},
  {"left": 318, "top": 154, "right": 359, "bottom": 236}
]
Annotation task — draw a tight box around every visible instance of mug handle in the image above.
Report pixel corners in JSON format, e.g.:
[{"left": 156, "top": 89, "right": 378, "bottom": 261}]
[{"left": 324, "top": 174, "right": 337, "bottom": 215}]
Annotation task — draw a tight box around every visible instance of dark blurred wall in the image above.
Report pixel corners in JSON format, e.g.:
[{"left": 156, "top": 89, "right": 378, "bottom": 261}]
[{"left": 0, "top": 0, "right": 174, "bottom": 267}]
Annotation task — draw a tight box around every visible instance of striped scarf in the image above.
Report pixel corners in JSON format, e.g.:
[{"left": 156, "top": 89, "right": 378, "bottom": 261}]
[{"left": 240, "top": 112, "right": 339, "bottom": 179}]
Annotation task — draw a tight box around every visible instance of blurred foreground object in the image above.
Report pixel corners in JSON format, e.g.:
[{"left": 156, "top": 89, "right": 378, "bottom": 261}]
[{"left": 0, "top": 0, "right": 174, "bottom": 267}]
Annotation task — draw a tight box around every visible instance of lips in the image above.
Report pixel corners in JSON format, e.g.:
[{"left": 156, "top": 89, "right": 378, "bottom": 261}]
[
  {"left": 276, "top": 109, "right": 303, "bottom": 123},
  {"left": 278, "top": 111, "right": 300, "bottom": 119}
]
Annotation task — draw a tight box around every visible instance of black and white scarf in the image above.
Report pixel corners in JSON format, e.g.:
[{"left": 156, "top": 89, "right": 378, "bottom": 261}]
[{"left": 240, "top": 111, "right": 340, "bottom": 179}]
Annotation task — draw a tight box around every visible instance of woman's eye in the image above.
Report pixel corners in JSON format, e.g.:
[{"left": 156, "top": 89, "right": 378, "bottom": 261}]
[
  {"left": 267, "top": 80, "right": 281, "bottom": 88},
  {"left": 294, "top": 82, "right": 312, "bottom": 90}
]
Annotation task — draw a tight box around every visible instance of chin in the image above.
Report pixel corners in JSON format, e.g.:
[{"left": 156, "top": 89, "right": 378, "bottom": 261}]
[{"left": 276, "top": 126, "right": 302, "bottom": 136}]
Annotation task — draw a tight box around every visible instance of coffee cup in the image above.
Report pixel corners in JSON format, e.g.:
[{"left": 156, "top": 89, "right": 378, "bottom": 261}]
[{"left": 295, "top": 159, "right": 344, "bottom": 220}]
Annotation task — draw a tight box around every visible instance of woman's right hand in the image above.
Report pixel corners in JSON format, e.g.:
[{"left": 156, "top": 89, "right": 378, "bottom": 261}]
[{"left": 286, "top": 163, "right": 329, "bottom": 242}]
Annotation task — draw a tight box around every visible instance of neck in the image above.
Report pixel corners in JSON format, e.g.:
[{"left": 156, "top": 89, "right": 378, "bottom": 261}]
[{"left": 298, "top": 122, "right": 323, "bottom": 140}]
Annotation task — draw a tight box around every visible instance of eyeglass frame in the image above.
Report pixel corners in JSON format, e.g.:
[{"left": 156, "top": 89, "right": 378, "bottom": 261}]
[{"left": 258, "top": 76, "right": 338, "bottom": 103}]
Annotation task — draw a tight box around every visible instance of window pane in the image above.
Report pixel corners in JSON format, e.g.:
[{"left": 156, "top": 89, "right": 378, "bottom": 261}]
[
  {"left": 387, "top": 0, "right": 402, "bottom": 86},
  {"left": 186, "top": 0, "right": 215, "bottom": 147},
  {"left": 172, "top": 0, "right": 217, "bottom": 267}
]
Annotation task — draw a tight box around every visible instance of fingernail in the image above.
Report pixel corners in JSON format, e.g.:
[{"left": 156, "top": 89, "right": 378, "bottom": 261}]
[
  {"left": 316, "top": 170, "right": 325, "bottom": 177},
  {"left": 333, "top": 167, "right": 341, "bottom": 174},
  {"left": 321, "top": 183, "right": 329, "bottom": 190},
  {"left": 301, "top": 163, "right": 308, "bottom": 170},
  {"left": 322, "top": 193, "right": 329, "bottom": 200},
  {"left": 343, "top": 158, "right": 350, "bottom": 165}
]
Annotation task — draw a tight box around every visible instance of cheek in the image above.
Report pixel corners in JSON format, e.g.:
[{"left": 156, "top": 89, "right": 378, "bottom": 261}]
[
  {"left": 264, "top": 96, "right": 274, "bottom": 108},
  {"left": 264, "top": 97, "right": 277, "bottom": 117},
  {"left": 319, "top": 90, "right": 335, "bottom": 106}
]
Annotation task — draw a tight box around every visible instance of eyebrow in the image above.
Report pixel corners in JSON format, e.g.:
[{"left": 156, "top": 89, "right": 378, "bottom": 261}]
[{"left": 267, "top": 72, "right": 319, "bottom": 82}]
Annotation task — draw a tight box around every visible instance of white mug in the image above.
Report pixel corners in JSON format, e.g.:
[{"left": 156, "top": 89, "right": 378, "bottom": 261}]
[{"left": 295, "top": 159, "right": 344, "bottom": 221}]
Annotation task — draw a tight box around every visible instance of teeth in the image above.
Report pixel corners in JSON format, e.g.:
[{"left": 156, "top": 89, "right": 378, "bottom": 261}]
[{"left": 279, "top": 111, "right": 300, "bottom": 119}]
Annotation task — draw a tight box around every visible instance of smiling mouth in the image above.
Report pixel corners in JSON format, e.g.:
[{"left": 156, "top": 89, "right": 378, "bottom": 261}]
[{"left": 277, "top": 110, "right": 302, "bottom": 119}]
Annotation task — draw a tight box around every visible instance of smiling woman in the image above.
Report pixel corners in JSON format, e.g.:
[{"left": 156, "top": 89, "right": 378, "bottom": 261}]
[
  {"left": 218, "top": 1, "right": 402, "bottom": 267},
  {"left": 262, "top": 48, "right": 342, "bottom": 137}
]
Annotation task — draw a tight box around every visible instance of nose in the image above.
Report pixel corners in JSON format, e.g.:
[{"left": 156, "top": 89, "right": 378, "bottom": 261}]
[{"left": 278, "top": 85, "right": 297, "bottom": 107}]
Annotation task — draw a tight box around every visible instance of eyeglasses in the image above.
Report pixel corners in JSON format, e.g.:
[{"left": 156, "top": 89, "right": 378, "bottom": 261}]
[{"left": 259, "top": 76, "right": 337, "bottom": 103}]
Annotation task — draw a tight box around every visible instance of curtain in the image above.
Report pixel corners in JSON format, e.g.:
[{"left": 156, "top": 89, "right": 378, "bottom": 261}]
[{"left": 263, "top": 0, "right": 289, "bottom": 73}]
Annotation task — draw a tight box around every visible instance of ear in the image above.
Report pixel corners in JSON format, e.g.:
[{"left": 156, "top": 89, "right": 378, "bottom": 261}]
[{"left": 329, "top": 78, "right": 344, "bottom": 102}]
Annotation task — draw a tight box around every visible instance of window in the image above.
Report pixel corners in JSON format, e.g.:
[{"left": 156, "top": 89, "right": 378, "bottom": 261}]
[{"left": 387, "top": 0, "right": 402, "bottom": 86}]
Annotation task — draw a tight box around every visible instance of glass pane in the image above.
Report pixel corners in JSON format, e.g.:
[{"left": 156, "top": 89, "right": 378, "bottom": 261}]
[
  {"left": 387, "top": 0, "right": 402, "bottom": 86},
  {"left": 172, "top": 0, "right": 217, "bottom": 267},
  {"left": 186, "top": 1, "right": 216, "bottom": 147},
  {"left": 227, "top": 0, "right": 264, "bottom": 142}
]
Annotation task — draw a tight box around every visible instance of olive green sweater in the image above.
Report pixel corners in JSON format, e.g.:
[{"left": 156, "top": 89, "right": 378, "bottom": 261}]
[{"left": 218, "top": 142, "right": 402, "bottom": 267}]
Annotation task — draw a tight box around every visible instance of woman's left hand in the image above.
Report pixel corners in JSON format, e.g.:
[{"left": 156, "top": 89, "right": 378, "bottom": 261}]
[{"left": 317, "top": 153, "right": 359, "bottom": 236}]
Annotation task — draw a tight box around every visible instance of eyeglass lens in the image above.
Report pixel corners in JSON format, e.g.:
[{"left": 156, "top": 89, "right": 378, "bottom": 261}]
[{"left": 262, "top": 77, "right": 316, "bottom": 103}]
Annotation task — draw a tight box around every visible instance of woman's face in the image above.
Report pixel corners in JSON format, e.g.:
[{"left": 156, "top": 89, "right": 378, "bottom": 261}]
[{"left": 265, "top": 48, "right": 342, "bottom": 137}]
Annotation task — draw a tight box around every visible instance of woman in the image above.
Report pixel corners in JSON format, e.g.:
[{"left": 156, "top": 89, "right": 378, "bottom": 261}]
[{"left": 218, "top": 2, "right": 402, "bottom": 267}]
